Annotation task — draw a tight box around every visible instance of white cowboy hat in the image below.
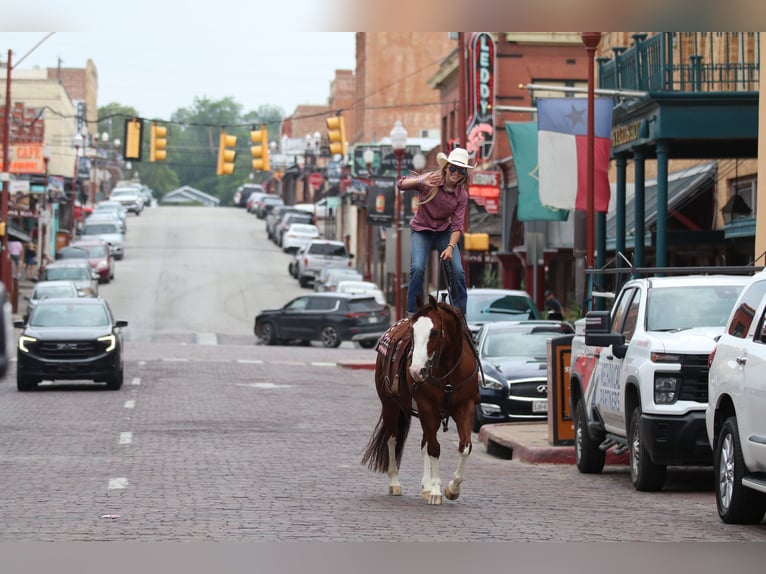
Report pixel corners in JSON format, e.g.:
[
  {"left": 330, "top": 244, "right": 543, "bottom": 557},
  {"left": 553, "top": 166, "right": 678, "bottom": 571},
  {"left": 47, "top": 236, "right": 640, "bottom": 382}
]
[{"left": 436, "top": 147, "right": 475, "bottom": 170}]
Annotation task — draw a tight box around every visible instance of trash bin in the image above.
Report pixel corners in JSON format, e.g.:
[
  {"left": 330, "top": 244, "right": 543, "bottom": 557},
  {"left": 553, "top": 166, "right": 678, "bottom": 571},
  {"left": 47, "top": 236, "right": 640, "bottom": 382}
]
[{"left": 546, "top": 334, "right": 575, "bottom": 446}]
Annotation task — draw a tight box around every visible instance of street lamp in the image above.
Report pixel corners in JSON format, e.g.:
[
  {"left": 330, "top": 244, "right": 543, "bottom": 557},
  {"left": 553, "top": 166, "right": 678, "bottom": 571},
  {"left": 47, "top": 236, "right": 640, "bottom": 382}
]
[
  {"left": 363, "top": 148, "right": 375, "bottom": 281},
  {"left": 71, "top": 132, "right": 84, "bottom": 240},
  {"left": 390, "top": 120, "right": 407, "bottom": 320}
]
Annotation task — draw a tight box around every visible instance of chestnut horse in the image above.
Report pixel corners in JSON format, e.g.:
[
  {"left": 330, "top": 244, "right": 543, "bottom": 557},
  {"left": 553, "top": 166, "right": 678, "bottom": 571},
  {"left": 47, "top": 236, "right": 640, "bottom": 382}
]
[{"left": 362, "top": 295, "right": 480, "bottom": 505}]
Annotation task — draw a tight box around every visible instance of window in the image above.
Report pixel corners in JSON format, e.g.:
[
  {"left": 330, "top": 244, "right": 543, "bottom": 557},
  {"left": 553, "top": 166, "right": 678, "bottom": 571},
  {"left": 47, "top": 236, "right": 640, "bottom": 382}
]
[
  {"left": 728, "top": 280, "right": 766, "bottom": 338},
  {"left": 729, "top": 177, "right": 757, "bottom": 216}
]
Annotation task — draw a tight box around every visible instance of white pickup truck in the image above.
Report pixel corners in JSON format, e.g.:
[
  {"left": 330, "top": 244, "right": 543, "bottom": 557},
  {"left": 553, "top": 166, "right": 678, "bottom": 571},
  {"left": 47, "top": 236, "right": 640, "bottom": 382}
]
[{"left": 569, "top": 275, "right": 749, "bottom": 491}]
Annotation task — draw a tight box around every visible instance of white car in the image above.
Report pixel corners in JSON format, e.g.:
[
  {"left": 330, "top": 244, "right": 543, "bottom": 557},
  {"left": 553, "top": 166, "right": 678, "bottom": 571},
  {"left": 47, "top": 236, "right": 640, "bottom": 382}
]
[
  {"left": 109, "top": 187, "right": 145, "bottom": 214},
  {"left": 336, "top": 280, "right": 386, "bottom": 306},
  {"left": 281, "top": 223, "right": 320, "bottom": 254},
  {"left": 706, "top": 269, "right": 766, "bottom": 524}
]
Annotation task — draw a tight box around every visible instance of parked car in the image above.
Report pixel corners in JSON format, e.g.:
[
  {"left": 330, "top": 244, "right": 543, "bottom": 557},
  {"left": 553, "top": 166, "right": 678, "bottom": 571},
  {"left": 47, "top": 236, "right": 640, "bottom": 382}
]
[
  {"left": 86, "top": 209, "right": 127, "bottom": 235},
  {"left": 336, "top": 280, "right": 386, "bottom": 306},
  {"left": 707, "top": 269, "right": 766, "bottom": 524},
  {"left": 266, "top": 206, "right": 302, "bottom": 241},
  {"left": 93, "top": 200, "right": 128, "bottom": 229},
  {"left": 80, "top": 219, "right": 125, "bottom": 260},
  {"left": 14, "top": 297, "right": 128, "bottom": 391},
  {"left": 254, "top": 293, "right": 389, "bottom": 349},
  {"left": 282, "top": 223, "right": 321, "bottom": 254},
  {"left": 23, "top": 280, "right": 81, "bottom": 323},
  {"left": 39, "top": 259, "right": 99, "bottom": 298},
  {"left": 234, "top": 183, "right": 264, "bottom": 208},
  {"left": 297, "top": 239, "right": 354, "bottom": 288},
  {"left": 432, "top": 287, "right": 542, "bottom": 339},
  {"left": 109, "top": 186, "right": 144, "bottom": 214},
  {"left": 71, "top": 239, "right": 115, "bottom": 284},
  {"left": 473, "top": 320, "right": 574, "bottom": 432},
  {"left": 275, "top": 211, "right": 315, "bottom": 247},
  {"left": 255, "top": 195, "right": 284, "bottom": 219},
  {"left": 246, "top": 190, "right": 269, "bottom": 213},
  {"left": 314, "top": 267, "right": 363, "bottom": 292}
]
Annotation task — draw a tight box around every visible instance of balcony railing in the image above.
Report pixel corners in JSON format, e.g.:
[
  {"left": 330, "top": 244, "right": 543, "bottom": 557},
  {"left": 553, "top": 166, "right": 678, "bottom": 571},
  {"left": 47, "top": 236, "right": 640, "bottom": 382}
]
[{"left": 598, "top": 32, "right": 760, "bottom": 94}]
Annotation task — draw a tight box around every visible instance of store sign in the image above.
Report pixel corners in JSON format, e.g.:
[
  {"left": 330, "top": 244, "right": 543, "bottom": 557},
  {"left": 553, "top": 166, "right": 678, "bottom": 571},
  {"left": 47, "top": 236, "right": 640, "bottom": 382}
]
[
  {"left": 466, "top": 32, "right": 496, "bottom": 161},
  {"left": 0, "top": 144, "right": 45, "bottom": 174},
  {"left": 468, "top": 169, "right": 500, "bottom": 214},
  {"left": 352, "top": 145, "right": 423, "bottom": 178}
]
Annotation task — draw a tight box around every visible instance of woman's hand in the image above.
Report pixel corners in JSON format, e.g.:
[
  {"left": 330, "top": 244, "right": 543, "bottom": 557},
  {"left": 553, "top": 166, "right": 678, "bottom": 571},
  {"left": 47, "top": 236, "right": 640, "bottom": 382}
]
[
  {"left": 440, "top": 244, "right": 453, "bottom": 262},
  {"left": 421, "top": 170, "right": 442, "bottom": 187}
]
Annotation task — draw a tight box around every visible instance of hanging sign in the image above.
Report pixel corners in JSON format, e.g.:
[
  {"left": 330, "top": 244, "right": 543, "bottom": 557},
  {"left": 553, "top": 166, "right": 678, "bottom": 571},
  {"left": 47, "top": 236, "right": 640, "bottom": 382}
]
[{"left": 466, "top": 32, "right": 496, "bottom": 162}]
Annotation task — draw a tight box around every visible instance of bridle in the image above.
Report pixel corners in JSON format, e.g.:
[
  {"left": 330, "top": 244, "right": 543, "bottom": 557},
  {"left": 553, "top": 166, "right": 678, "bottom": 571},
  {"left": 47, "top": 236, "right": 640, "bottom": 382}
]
[{"left": 411, "top": 304, "right": 479, "bottom": 431}]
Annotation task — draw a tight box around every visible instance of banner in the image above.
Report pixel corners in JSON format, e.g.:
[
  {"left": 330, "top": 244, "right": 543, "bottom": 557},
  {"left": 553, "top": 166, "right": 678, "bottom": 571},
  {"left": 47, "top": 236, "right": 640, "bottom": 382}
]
[
  {"left": 505, "top": 122, "right": 568, "bottom": 222},
  {"left": 537, "top": 97, "right": 613, "bottom": 212}
]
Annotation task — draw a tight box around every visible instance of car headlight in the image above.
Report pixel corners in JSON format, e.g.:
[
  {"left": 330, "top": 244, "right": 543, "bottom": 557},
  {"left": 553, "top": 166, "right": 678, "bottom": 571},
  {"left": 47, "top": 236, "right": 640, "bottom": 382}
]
[
  {"left": 654, "top": 374, "right": 680, "bottom": 404},
  {"left": 98, "top": 334, "right": 117, "bottom": 353},
  {"left": 96, "top": 261, "right": 108, "bottom": 270},
  {"left": 480, "top": 374, "right": 504, "bottom": 391},
  {"left": 19, "top": 335, "right": 37, "bottom": 353},
  {"left": 651, "top": 352, "right": 681, "bottom": 363}
]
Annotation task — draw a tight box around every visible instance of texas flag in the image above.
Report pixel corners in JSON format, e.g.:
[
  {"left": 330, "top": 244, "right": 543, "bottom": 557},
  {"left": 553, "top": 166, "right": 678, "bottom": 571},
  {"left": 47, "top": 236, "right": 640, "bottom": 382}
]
[{"left": 537, "top": 97, "right": 613, "bottom": 212}]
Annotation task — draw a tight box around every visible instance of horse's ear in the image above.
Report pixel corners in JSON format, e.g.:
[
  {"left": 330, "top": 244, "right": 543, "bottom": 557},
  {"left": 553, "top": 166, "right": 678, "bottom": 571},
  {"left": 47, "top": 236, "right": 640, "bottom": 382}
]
[
  {"left": 415, "top": 294, "right": 424, "bottom": 309},
  {"left": 428, "top": 294, "right": 438, "bottom": 308}
]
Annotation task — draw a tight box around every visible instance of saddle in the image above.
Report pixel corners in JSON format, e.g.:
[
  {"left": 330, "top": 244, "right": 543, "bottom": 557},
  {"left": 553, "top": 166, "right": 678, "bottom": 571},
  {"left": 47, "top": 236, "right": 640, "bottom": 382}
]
[{"left": 376, "top": 318, "right": 413, "bottom": 397}]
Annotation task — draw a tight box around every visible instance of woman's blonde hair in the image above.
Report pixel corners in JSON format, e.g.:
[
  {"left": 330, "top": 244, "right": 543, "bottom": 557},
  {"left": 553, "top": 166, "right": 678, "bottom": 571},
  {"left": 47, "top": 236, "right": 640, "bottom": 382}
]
[{"left": 417, "top": 165, "right": 468, "bottom": 206}]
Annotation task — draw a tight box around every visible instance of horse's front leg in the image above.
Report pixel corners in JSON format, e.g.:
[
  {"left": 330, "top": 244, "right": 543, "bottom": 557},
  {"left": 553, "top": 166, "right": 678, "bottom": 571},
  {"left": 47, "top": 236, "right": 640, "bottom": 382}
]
[
  {"left": 386, "top": 435, "right": 402, "bottom": 496},
  {"left": 420, "top": 438, "right": 442, "bottom": 505},
  {"left": 445, "top": 404, "right": 474, "bottom": 501}
]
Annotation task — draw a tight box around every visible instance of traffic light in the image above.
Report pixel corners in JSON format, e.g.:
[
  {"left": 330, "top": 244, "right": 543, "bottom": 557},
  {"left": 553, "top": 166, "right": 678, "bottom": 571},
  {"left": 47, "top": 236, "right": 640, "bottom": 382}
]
[
  {"left": 326, "top": 115, "right": 347, "bottom": 157},
  {"left": 150, "top": 122, "right": 167, "bottom": 162},
  {"left": 216, "top": 131, "right": 237, "bottom": 176},
  {"left": 250, "top": 124, "right": 270, "bottom": 171},
  {"left": 123, "top": 118, "right": 143, "bottom": 161}
]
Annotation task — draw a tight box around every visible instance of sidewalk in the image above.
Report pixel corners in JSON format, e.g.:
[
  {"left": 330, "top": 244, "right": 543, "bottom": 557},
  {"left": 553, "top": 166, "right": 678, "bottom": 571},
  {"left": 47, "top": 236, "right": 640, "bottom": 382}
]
[{"left": 338, "top": 359, "right": 630, "bottom": 466}]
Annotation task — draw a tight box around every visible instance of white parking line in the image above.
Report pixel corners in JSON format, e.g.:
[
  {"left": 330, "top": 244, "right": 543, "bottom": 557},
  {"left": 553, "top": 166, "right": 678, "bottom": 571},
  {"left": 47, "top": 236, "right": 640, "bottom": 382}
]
[
  {"left": 119, "top": 432, "right": 132, "bottom": 445},
  {"left": 108, "top": 478, "right": 128, "bottom": 490},
  {"left": 237, "top": 359, "right": 264, "bottom": 364},
  {"left": 310, "top": 362, "right": 338, "bottom": 367},
  {"left": 163, "top": 358, "right": 189, "bottom": 362},
  {"left": 123, "top": 400, "right": 136, "bottom": 409},
  {"left": 131, "top": 377, "right": 141, "bottom": 386}
]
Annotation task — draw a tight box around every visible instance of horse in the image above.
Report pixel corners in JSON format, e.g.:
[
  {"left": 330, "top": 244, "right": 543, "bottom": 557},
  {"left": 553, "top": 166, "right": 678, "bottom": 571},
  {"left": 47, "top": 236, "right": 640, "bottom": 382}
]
[{"left": 362, "top": 294, "right": 480, "bottom": 505}]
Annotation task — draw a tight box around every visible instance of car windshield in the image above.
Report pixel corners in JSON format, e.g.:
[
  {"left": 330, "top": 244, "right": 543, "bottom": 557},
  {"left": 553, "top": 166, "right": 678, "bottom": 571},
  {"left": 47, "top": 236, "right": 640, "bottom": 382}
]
[
  {"left": 33, "top": 285, "right": 77, "bottom": 299},
  {"left": 482, "top": 330, "right": 554, "bottom": 359},
  {"left": 646, "top": 285, "right": 744, "bottom": 331},
  {"left": 83, "top": 224, "right": 119, "bottom": 234},
  {"left": 348, "top": 298, "right": 380, "bottom": 311},
  {"left": 466, "top": 294, "right": 539, "bottom": 322},
  {"left": 45, "top": 268, "right": 90, "bottom": 281},
  {"left": 30, "top": 303, "right": 110, "bottom": 327}
]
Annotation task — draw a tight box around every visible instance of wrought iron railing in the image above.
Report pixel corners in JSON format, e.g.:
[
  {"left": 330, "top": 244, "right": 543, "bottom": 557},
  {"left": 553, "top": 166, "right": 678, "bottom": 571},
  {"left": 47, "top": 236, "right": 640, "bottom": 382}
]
[{"left": 598, "top": 32, "right": 760, "bottom": 94}]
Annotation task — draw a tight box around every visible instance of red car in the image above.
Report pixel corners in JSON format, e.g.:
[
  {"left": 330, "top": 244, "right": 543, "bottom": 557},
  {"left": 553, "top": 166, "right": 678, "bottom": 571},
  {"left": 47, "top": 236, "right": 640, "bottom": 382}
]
[{"left": 70, "top": 238, "right": 115, "bottom": 284}]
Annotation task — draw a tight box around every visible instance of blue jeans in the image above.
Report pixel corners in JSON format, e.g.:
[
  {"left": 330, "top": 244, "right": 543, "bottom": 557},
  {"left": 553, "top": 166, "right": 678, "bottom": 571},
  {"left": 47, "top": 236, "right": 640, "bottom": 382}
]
[{"left": 407, "top": 229, "right": 467, "bottom": 315}]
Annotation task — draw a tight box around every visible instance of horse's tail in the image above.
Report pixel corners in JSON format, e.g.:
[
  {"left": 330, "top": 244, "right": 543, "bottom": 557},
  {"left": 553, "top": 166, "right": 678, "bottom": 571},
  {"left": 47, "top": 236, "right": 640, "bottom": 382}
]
[{"left": 361, "top": 409, "right": 412, "bottom": 473}]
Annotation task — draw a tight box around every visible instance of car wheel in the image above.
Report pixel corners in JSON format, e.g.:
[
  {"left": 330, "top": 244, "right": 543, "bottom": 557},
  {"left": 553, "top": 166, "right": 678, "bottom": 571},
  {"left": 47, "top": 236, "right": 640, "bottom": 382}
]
[
  {"left": 320, "top": 325, "right": 342, "bottom": 348},
  {"left": 574, "top": 399, "right": 605, "bottom": 474},
  {"left": 715, "top": 416, "right": 766, "bottom": 524},
  {"left": 629, "top": 405, "right": 666, "bottom": 491},
  {"left": 106, "top": 368, "right": 124, "bottom": 390},
  {"left": 17, "top": 374, "right": 37, "bottom": 392},
  {"left": 358, "top": 339, "right": 377, "bottom": 349},
  {"left": 257, "top": 322, "right": 277, "bottom": 345},
  {"left": 298, "top": 276, "right": 310, "bottom": 288}
]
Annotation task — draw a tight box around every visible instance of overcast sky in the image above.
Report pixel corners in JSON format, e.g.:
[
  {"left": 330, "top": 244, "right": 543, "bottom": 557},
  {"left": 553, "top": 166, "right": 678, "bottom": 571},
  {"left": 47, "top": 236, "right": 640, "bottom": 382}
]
[{"left": 1, "top": 31, "right": 356, "bottom": 120}]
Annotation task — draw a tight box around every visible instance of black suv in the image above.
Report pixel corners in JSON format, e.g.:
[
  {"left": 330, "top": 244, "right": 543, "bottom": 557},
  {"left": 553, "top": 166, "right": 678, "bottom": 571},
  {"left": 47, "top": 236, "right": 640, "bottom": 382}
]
[{"left": 14, "top": 297, "right": 128, "bottom": 391}]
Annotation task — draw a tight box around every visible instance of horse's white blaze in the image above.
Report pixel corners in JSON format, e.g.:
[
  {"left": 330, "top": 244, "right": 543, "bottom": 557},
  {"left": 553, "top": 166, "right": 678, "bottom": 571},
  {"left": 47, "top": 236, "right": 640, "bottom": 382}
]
[{"left": 409, "top": 316, "right": 434, "bottom": 381}]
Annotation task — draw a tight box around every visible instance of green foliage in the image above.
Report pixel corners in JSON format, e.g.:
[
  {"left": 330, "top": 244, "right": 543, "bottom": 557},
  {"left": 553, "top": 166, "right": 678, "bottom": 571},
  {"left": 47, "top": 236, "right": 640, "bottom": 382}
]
[{"left": 480, "top": 266, "right": 501, "bottom": 288}]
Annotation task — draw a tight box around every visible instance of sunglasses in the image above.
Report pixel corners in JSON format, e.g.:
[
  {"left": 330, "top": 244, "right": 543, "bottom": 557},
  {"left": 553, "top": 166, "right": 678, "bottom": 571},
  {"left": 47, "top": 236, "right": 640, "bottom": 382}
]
[{"left": 448, "top": 165, "right": 467, "bottom": 175}]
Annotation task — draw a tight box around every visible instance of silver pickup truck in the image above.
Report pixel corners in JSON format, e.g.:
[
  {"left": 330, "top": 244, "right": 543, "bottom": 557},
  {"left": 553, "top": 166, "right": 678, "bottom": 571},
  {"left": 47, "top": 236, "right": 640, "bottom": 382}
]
[{"left": 296, "top": 239, "right": 354, "bottom": 288}]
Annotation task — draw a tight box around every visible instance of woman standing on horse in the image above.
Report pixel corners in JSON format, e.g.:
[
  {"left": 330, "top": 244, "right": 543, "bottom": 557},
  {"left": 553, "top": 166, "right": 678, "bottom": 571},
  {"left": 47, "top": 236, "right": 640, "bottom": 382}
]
[{"left": 397, "top": 147, "right": 473, "bottom": 317}]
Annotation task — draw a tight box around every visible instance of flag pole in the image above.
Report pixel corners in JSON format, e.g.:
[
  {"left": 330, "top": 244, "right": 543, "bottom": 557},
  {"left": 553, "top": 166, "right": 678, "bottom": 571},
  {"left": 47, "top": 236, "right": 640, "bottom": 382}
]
[{"left": 582, "top": 32, "right": 602, "bottom": 306}]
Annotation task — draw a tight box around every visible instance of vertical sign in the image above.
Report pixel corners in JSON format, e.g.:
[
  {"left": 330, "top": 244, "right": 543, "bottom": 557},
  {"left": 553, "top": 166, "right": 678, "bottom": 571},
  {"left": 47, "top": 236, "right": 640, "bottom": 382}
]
[{"left": 466, "top": 32, "right": 496, "bottom": 161}]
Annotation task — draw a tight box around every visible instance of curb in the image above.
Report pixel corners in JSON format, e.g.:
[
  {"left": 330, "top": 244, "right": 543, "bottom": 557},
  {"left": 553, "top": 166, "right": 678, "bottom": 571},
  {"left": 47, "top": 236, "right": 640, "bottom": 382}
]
[{"left": 337, "top": 361, "right": 376, "bottom": 370}]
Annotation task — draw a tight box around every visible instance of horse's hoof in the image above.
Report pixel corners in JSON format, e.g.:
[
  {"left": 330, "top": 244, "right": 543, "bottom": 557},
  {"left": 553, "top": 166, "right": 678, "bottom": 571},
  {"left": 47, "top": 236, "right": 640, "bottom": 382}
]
[
  {"left": 426, "top": 493, "right": 442, "bottom": 505},
  {"left": 389, "top": 485, "right": 402, "bottom": 496},
  {"left": 421, "top": 490, "right": 430, "bottom": 501},
  {"left": 445, "top": 484, "right": 460, "bottom": 501}
]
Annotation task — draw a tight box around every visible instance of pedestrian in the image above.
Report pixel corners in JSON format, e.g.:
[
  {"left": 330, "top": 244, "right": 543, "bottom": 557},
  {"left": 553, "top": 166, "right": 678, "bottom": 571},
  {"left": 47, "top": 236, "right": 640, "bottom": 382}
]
[
  {"left": 544, "top": 289, "right": 565, "bottom": 320},
  {"left": 8, "top": 239, "right": 22, "bottom": 275},
  {"left": 396, "top": 147, "right": 473, "bottom": 317},
  {"left": 23, "top": 242, "right": 36, "bottom": 280}
]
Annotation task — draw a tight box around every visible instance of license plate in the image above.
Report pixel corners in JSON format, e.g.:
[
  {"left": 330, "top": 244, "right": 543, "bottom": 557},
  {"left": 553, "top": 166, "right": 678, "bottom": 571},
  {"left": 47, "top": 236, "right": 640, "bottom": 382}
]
[
  {"left": 532, "top": 400, "right": 548, "bottom": 413},
  {"left": 369, "top": 316, "right": 379, "bottom": 323}
]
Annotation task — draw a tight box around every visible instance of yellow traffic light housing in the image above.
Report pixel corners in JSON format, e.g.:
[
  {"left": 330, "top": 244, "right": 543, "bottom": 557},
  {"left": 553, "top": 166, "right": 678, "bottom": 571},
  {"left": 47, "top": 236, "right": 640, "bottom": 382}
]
[
  {"left": 463, "top": 233, "right": 490, "bottom": 251},
  {"left": 150, "top": 122, "right": 167, "bottom": 162},
  {"left": 250, "top": 124, "right": 270, "bottom": 171},
  {"left": 326, "top": 115, "right": 347, "bottom": 157},
  {"left": 123, "top": 118, "right": 143, "bottom": 161},
  {"left": 217, "top": 131, "right": 237, "bottom": 176}
]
